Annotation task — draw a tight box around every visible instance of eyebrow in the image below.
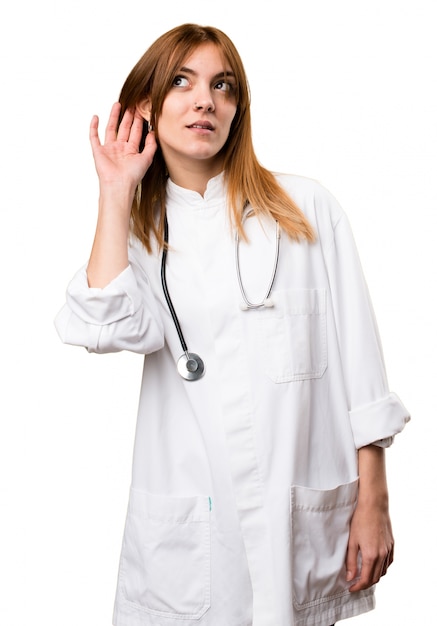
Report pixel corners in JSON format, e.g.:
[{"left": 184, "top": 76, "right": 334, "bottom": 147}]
[{"left": 178, "top": 67, "right": 235, "bottom": 81}]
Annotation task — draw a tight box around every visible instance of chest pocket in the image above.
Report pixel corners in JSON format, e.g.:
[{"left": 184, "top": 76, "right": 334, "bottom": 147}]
[{"left": 254, "top": 288, "right": 327, "bottom": 383}]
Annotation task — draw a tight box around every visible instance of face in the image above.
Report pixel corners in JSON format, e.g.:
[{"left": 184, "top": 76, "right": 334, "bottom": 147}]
[{"left": 153, "top": 43, "right": 237, "bottom": 181}]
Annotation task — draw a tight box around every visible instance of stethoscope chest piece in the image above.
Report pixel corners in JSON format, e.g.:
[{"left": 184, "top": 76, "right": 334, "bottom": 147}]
[{"left": 177, "top": 352, "right": 205, "bottom": 381}]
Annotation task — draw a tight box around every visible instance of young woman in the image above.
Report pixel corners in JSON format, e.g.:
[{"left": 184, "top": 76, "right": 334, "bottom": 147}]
[{"left": 55, "top": 23, "right": 410, "bottom": 626}]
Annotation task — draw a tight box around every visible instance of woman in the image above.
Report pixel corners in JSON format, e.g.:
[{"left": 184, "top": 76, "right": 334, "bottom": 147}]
[{"left": 55, "top": 23, "right": 410, "bottom": 626}]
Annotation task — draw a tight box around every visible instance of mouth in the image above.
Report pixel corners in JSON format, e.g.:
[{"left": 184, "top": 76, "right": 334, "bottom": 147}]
[{"left": 187, "top": 121, "right": 215, "bottom": 131}]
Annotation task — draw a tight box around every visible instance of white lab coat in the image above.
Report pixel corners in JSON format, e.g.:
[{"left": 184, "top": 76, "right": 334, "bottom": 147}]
[{"left": 55, "top": 173, "right": 410, "bottom": 626}]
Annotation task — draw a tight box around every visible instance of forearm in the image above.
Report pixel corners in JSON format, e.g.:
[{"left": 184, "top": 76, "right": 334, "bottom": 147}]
[
  {"left": 87, "top": 183, "right": 136, "bottom": 288},
  {"left": 357, "top": 444, "right": 389, "bottom": 508}
]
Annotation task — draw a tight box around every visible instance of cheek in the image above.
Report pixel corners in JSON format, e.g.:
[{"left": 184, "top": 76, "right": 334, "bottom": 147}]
[
  {"left": 227, "top": 100, "right": 237, "bottom": 121},
  {"left": 156, "top": 108, "right": 178, "bottom": 139},
  {"left": 225, "top": 106, "right": 237, "bottom": 132},
  {"left": 159, "top": 97, "right": 179, "bottom": 124}
]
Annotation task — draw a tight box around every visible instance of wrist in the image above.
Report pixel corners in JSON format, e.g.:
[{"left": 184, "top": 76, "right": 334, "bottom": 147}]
[
  {"left": 99, "top": 180, "right": 137, "bottom": 205},
  {"left": 357, "top": 485, "right": 389, "bottom": 511},
  {"left": 357, "top": 444, "right": 389, "bottom": 509}
]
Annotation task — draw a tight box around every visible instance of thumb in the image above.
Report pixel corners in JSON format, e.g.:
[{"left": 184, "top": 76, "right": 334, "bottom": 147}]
[
  {"left": 345, "top": 541, "right": 359, "bottom": 583},
  {"left": 141, "top": 129, "right": 158, "bottom": 168}
]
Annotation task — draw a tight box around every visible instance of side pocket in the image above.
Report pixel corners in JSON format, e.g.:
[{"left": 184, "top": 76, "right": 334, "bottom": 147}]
[
  {"left": 120, "top": 489, "right": 211, "bottom": 619},
  {"left": 290, "top": 479, "right": 358, "bottom": 610}
]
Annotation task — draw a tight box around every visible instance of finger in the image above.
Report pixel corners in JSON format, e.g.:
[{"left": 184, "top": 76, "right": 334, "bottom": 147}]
[
  {"left": 347, "top": 545, "right": 376, "bottom": 592},
  {"left": 142, "top": 127, "right": 158, "bottom": 159},
  {"left": 89, "top": 115, "right": 101, "bottom": 151},
  {"left": 128, "top": 110, "right": 147, "bottom": 148},
  {"left": 349, "top": 552, "right": 386, "bottom": 592},
  {"left": 135, "top": 130, "right": 158, "bottom": 176},
  {"left": 104, "top": 102, "right": 122, "bottom": 144},
  {"left": 117, "top": 107, "right": 135, "bottom": 143},
  {"left": 348, "top": 559, "right": 372, "bottom": 592},
  {"left": 345, "top": 542, "right": 359, "bottom": 584},
  {"left": 388, "top": 543, "right": 394, "bottom": 567},
  {"left": 380, "top": 547, "right": 394, "bottom": 577}
]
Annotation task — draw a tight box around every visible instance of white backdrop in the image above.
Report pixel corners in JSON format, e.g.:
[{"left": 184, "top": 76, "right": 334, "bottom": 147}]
[{"left": 1, "top": 1, "right": 435, "bottom": 624}]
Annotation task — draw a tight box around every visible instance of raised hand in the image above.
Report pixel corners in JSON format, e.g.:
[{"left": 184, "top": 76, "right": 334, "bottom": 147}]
[
  {"left": 89, "top": 102, "right": 157, "bottom": 189},
  {"left": 87, "top": 103, "right": 157, "bottom": 288}
]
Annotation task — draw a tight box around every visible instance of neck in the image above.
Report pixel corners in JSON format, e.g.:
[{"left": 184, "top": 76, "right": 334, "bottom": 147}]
[{"left": 165, "top": 157, "right": 224, "bottom": 196}]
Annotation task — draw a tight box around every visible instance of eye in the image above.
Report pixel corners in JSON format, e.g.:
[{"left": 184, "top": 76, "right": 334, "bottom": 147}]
[
  {"left": 172, "top": 75, "right": 190, "bottom": 88},
  {"left": 214, "top": 80, "right": 234, "bottom": 93}
]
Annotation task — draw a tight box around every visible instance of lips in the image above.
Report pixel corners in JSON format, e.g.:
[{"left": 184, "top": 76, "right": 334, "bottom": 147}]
[{"left": 187, "top": 120, "right": 214, "bottom": 130}]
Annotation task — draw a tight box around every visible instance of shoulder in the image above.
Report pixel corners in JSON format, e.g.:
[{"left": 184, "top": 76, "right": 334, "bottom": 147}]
[
  {"left": 276, "top": 174, "right": 344, "bottom": 220},
  {"left": 274, "top": 173, "right": 348, "bottom": 239}
]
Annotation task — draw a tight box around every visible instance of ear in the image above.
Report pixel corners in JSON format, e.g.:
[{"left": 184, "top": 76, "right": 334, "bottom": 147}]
[{"left": 137, "top": 98, "right": 152, "bottom": 123}]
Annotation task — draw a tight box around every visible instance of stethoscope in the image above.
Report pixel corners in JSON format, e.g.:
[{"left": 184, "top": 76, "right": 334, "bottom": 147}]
[
  {"left": 161, "top": 209, "right": 281, "bottom": 381},
  {"left": 161, "top": 215, "right": 205, "bottom": 381},
  {"left": 235, "top": 209, "right": 281, "bottom": 310}
]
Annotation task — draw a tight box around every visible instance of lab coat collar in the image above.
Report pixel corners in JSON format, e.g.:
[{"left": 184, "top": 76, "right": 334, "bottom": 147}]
[{"left": 166, "top": 172, "right": 227, "bottom": 212}]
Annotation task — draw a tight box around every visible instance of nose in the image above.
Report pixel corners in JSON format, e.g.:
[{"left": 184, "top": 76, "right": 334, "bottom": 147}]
[{"left": 193, "top": 98, "right": 215, "bottom": 113}]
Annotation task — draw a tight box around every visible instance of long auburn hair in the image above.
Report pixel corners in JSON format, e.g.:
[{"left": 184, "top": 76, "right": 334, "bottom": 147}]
[{"left": 118, "top": 23, "right": 315, "bottom": 251}]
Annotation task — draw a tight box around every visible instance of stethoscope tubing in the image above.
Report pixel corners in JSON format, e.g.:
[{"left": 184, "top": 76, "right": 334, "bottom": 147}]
[
  {"left": 161, "top": 209, "right": 281, "bottom": 380},
  {"left": 235, "top": 209, "right": 280, "bottom": 310},
  {"left": 161, "top": 214, "right": 205, "bottom": 381},
  {"left": 161, "top": 215, "right": 189, "bottom": 354}
]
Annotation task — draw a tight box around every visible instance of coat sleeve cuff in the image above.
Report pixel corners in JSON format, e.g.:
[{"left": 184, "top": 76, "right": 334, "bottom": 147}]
[
  {"left": 349, "top": 392, "right": 410, "bottom": 449},
  {"left": 66, "top": 265, "right": 143, "bottom": 325}
]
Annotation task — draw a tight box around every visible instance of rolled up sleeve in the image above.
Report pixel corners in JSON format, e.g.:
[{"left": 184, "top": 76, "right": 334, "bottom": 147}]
[
  {"left": 54, "top": 255, "right": 164, "bottom": 355},
  {"left": 349, "top": 392, "right": 410, "bottom": 449},
  {"left": 321, "top": 194, "right": 410, "bottom": 448}
]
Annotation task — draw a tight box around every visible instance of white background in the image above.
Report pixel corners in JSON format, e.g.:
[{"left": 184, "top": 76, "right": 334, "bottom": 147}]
[{"left": 1, "top": 1, "right": 435, "bottom": 624}]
